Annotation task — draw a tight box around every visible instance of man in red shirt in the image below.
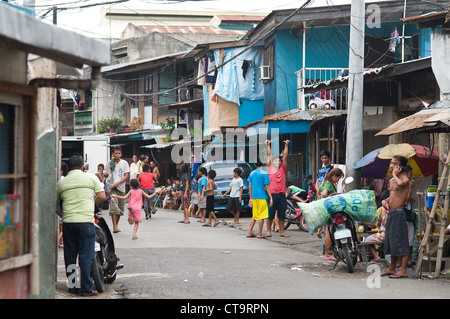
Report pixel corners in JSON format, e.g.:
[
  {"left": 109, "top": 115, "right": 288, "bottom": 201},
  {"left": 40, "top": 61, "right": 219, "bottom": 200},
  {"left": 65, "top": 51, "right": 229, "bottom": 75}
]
[
  {"left": 138, "top": 164, "right": 157, "bottom": 219},
  {"left": 266, "top": 139, "right": 290, "bottom": 238}
]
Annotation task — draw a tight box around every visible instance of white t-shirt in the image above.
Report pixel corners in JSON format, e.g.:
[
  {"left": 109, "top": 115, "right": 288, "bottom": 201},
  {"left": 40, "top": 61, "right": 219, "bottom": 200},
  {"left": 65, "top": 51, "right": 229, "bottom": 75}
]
[
  {"left": 106, "top": 159, "right": 130, "bottom": 193},
  {"left": 229, "top": 177, "right": 244, "bottom": 198},
  {"left": 129, "top": 162, "right": 137, "bottom": 180}
]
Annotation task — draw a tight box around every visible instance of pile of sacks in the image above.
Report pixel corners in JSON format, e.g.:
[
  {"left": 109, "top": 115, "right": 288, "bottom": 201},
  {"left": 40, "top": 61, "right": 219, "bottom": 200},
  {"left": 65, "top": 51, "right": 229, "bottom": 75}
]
[{"left": 299, "top": 190, "right": 378, "bottom": 235}]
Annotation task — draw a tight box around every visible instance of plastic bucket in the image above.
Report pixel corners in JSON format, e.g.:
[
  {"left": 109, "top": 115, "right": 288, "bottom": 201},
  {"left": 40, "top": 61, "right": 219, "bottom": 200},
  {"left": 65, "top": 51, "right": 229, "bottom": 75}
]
[{"left": 426, "top": 185, "right": 438, "bottom": 209}]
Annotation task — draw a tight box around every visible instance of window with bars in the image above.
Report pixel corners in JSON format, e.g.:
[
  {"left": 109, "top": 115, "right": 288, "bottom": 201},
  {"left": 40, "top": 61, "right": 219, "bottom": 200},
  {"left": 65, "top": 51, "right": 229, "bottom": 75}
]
[{"left": 0, "top": 103, "right": 24, "bottom": 259}]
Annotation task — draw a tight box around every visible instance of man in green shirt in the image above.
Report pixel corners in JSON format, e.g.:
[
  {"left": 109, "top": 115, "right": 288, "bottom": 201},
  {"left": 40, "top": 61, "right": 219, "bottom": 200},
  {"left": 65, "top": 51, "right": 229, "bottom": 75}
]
[{"left": 57, "top": 155, "right": 106, "bottom": 296}]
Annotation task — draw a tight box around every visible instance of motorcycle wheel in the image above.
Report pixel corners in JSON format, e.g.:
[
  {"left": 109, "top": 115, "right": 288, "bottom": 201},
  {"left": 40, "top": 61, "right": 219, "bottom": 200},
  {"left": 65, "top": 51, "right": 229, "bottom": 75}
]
[
  {"left": 341, "top": 241, "right": 355, "bottom": 273},
  {"left": 91, "top": 253, "right": 106, "bottom": 293},
  {"left": 298, "top": 215, "right": 308, "bottom": 232},
  {"left": 284, "top": 222, "right": 291, "bottom": 230}
]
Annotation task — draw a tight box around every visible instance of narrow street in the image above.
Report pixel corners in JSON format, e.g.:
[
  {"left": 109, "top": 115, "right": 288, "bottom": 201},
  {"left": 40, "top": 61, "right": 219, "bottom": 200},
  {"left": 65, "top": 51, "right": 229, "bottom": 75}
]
[{"left": 56, "top": 208, "right": 449, "bottom": 301}]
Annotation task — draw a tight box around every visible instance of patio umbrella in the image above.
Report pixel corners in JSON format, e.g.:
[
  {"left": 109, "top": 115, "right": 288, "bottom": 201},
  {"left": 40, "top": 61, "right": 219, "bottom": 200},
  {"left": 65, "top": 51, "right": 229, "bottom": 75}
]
[{"left": 353, "top": 143, "right": 440, "bottom": 179}]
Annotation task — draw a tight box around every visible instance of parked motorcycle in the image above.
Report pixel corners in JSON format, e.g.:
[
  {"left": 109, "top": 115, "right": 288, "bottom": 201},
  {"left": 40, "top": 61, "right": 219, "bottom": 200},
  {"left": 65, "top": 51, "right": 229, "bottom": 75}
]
[
  {"left": 326, "top": 177, "right": 363, "bottom": 273},
  {"left": 284, "top": 176, "right": 317, "bottom": 231},
  {"left": 284, "top": 187, "right": 308, "bottom": 231},
  {"left": 92, "top": 199, "right": 123, "bottom": 292},
  {"left": 305, "top": 175, "right": 317, "bottom": 202}
]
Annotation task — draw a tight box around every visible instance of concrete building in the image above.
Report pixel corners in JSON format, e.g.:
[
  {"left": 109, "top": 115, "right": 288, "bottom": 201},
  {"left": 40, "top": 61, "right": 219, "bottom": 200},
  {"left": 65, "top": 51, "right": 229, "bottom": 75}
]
[{"left": 0, "top": 2, "right": 109, "bottom": 298}]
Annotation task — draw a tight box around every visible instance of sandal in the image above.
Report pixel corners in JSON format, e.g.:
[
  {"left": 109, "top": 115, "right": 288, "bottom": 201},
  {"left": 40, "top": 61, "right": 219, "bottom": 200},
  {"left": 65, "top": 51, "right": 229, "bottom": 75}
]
[
  {"left": 381, "top": 271, "right": 396, "bottom": 277},
  {"left": 389, "top": 273, "right": 408, "bottom": 279}
]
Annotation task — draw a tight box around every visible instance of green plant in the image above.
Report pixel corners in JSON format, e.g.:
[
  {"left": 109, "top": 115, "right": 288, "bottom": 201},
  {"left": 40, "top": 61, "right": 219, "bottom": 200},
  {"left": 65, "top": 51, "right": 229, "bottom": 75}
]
[
  {"left": 189, "top": 127, "right": 203, "bottom": 140},
  {"left": 109, "top": 117, "right": 123, "bottom": 129},
  {"left": 97, "top": 118, "right": 108, "bottom": 133},
  {"left": 160, "top": 117, "right": 176, "bottom": 141}
]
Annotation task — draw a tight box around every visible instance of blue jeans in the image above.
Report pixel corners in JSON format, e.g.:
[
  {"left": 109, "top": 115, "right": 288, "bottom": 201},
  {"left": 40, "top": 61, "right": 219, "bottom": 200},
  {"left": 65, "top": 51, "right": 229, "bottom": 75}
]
[
  {"left": 143, "top": 189, "right": 156, "bottom": 216},
  {"left": 63, "top": 222, "right": 95, "bottom": 294}
]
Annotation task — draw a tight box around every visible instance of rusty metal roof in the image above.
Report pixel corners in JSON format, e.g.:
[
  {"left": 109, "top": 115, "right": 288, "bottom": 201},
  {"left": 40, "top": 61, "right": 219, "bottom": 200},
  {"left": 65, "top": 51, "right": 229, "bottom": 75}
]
[
  {"left": 213, "top": 15, "right": 266, "bottom": 23},
  {"left": 245, "top": 108, "right": 346, "bottom": 127},
  {"left": 375, "top": 104, "right": 450, "bottom": 136},
  {"left": 138, "top": 25, "right": 246, "bottom": 35},
  {"left": 401, "top": 10, "right": 448, "bottom": 24}
]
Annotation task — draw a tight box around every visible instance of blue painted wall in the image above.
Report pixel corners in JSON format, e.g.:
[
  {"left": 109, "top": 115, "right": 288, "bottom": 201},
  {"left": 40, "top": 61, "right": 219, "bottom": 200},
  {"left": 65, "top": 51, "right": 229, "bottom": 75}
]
[
  {"left": 419, "top": 28, "right": 432, "bottom": 58},
  {"left": 203, "top": 85, "right": 210, "bottom": 135},
  {"left": 264, "top": 22, "right": 420, "bottom": 116},
  {"left": 275, "top": 29, "right": 302, "bottom": 114},
  {"left": 239, "top": 99, "right": 264, "bottom": 127}
]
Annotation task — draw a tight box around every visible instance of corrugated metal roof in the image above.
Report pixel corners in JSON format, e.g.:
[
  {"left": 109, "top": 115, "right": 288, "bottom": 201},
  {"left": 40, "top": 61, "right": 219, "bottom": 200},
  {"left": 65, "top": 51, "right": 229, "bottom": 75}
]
[
  {"left": 138, "top": 25, "right": 246, "bottom": 35},
  {"left": 245, "top": 108, "right": 346, "bottom": 127},
  {"left": 213, "top": 15, "right": 266, "bottom": 23},
  {"left": 101, "top": 51, "right": 188, "bottom": 73},
  {"left": 375, "top": 104, "right": 450, "bottom": 136},
  {"left": 401, "top": 10, "right": 448, "bottom": 24}
]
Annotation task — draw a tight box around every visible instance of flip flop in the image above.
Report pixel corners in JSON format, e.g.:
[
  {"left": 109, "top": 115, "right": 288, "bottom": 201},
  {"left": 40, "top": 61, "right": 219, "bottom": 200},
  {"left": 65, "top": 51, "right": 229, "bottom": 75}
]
[
  {"left": 381, "top": 272, "right": 395, "bottom": 277},
  {"left": 202, "top": 224, "right": 211, "bottom": 227},
  {"left": 257, "top": 236, "right": 266, "bottom": 239},
  {"left": 280, "top": 234, "right": 290, "bottom": 237},
  {"left": 213, "top": 221, "right": 221, "bottom": 227},
  {"left": 265, "top": 234, "right": 272, "bottom": 238},
  {"left": 246, "top": 234, "right": 256, "bottom": 238},
  {"left": 389, "top": 274, "right": 408, "bottom": 279}
]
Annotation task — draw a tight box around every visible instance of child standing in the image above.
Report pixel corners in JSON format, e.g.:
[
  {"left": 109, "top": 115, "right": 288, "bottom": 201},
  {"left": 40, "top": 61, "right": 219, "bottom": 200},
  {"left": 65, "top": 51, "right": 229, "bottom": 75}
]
[
  {"left": 247, "top": 159, "right": 272, "bottom": 239},
  {"left": 203, "top": 170, "right": 221, "bottom": 227},
  {"left": 179, "top": 164, "right": 191, "bottom": 224},
  {"left": 138, "top": 164, "right": 157, "bottom": 219},
  {"left": 95, "top": 163, "right": 108, "bottom": 214},
  {"left": 222, "top": 167, "right": 243, "bottom": 224},
  {"left": 197, "top": 167, "right": 208, "bottom": 223},
  {"left": 112, "top": 179, "right": 157, "bottom": 240},
  {"left": 190, "top": 173, "right": 200, "bottom": 217}
]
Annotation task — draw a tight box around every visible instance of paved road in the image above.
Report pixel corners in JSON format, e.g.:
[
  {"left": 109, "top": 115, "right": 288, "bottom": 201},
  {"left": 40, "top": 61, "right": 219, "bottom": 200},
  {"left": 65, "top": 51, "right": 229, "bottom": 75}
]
[{"left": 56, "top": 208, "right": 449, "bottom": 300}]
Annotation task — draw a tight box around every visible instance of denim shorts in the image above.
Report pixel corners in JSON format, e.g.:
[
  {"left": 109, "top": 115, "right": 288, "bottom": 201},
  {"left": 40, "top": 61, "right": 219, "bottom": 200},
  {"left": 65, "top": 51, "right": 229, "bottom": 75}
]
[{"left": 143, "top": 189, "right": 156, "bottom": 203}]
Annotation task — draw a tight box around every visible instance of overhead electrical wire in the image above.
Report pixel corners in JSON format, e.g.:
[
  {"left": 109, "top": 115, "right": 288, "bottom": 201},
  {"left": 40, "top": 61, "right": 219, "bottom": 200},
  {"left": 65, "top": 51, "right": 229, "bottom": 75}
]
[{"left": 115, "top": 0, "right": 314, "bottom": 102}]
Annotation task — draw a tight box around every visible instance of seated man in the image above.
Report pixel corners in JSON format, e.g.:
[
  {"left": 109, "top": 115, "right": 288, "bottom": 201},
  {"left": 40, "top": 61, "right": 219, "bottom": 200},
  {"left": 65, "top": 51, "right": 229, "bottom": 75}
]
[
  {"left": 285, "top": 181, "right": 307, "bottom": 203},
  {"left": 363, "top": 190, "right": 389, "bottom": 261}
]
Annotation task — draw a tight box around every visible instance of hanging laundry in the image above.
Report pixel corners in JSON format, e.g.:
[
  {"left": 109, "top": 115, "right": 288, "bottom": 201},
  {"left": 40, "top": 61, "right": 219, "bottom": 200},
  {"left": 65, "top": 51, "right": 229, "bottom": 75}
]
[
  {"left": 241, "top": 59, "right": 255, "bottom": 79},
  {"left": 205, "top": 55, "right": 217, "bottom": 83},
  {"left": 389, "top": 26, "right": 399, "bottom": 53},
  {"left": 197, "top": 58, "right": 205, "bottom": 86}
]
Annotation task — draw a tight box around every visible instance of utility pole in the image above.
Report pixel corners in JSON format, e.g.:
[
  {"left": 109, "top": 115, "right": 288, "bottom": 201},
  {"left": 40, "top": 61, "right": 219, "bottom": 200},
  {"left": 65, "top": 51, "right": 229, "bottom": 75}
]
[{"left": 345, "top": 0, "right": 365, "bottom": 190}]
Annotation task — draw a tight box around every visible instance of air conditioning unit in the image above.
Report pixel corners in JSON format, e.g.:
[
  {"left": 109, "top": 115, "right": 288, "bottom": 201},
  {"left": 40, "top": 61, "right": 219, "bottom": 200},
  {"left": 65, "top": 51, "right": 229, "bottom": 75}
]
[{"left": 260, "top": 65, "right": 271, "bottom": 80}]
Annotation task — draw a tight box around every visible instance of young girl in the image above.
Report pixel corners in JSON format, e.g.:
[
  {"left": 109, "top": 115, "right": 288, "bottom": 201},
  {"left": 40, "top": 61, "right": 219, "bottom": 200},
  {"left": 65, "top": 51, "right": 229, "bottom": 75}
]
[{"left": 112, "top": 179, "right": 157, "bottom": 240}]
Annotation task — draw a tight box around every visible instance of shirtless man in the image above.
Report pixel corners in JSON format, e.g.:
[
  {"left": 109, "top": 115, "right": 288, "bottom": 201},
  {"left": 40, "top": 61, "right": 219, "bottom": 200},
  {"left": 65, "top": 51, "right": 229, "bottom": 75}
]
[{"left": 382, "top": 155, "right": 411, "bottom": 279}]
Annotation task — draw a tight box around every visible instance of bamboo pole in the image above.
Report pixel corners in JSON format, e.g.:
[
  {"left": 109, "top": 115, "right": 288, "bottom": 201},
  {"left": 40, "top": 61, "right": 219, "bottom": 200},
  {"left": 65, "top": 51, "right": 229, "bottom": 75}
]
[
  {"left": 415, "top": 150, "right": 450, "bottom": 274},
  {"left": 434, "top": 172, "right": 450, "bottom": 277}
]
